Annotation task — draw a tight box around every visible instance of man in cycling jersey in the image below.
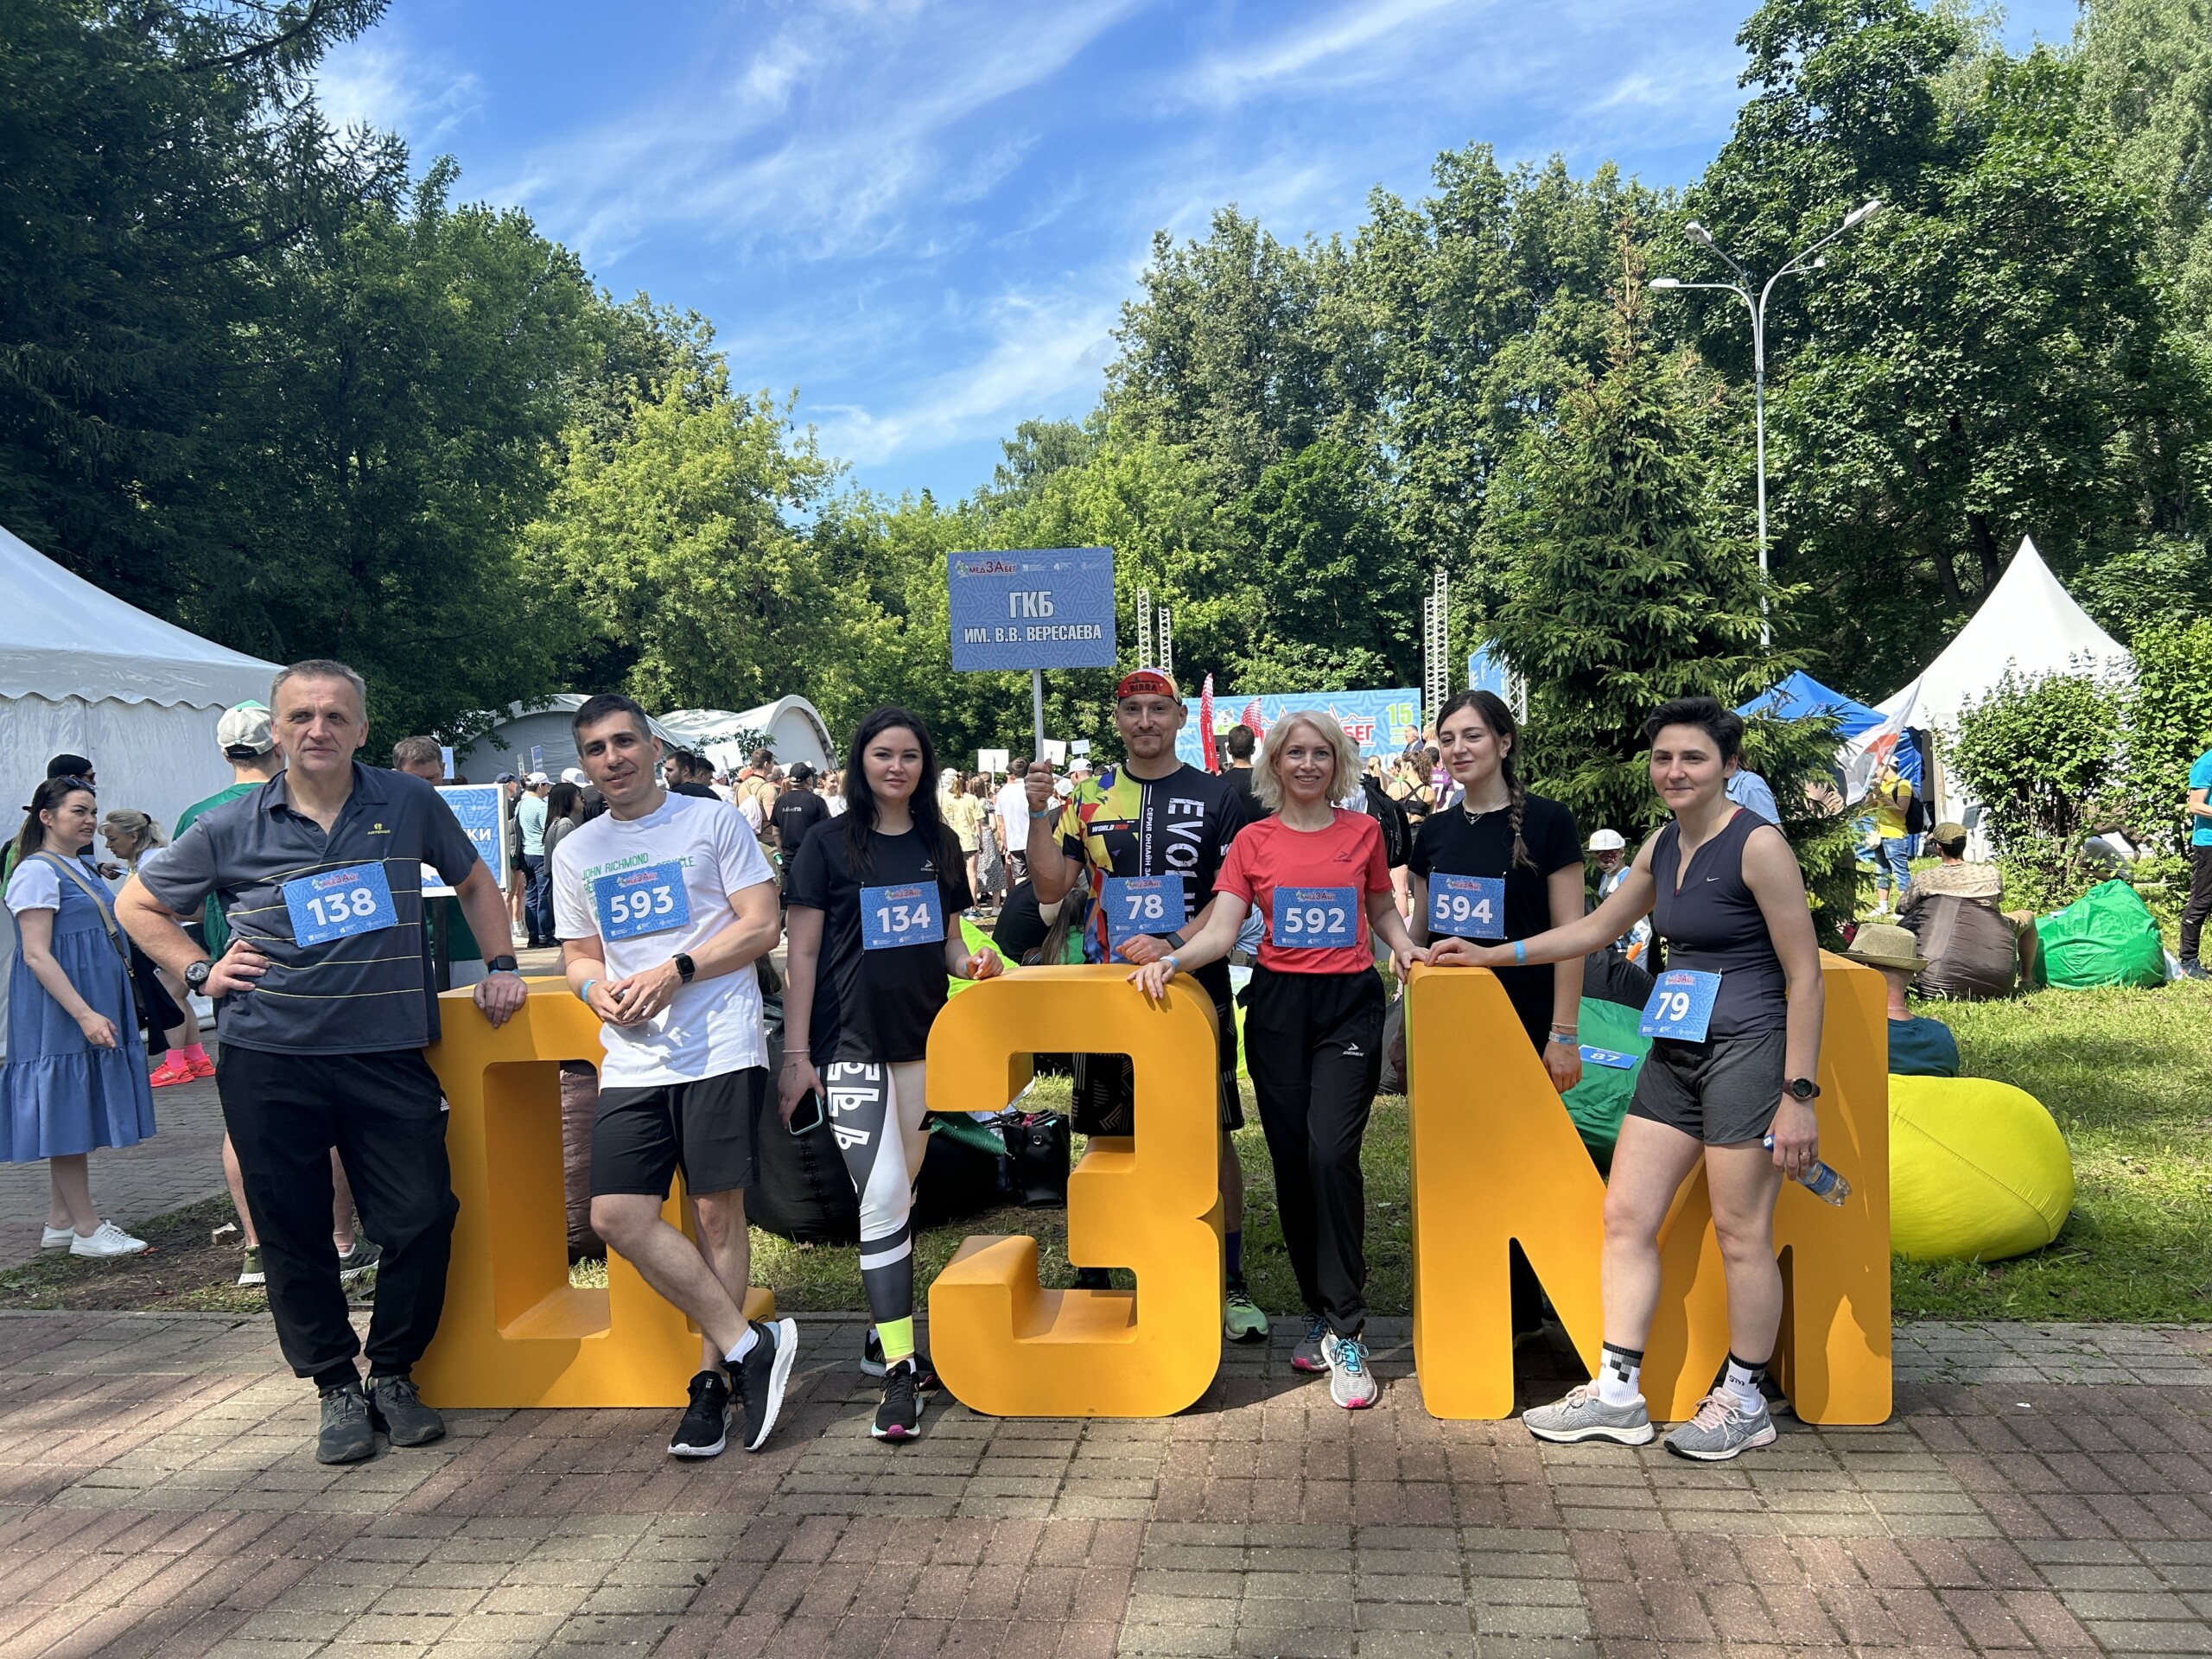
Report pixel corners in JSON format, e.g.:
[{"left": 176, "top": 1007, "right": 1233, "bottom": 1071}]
[{"left": 1025, "top": 670, "right": 1265, "bottom": 1341}]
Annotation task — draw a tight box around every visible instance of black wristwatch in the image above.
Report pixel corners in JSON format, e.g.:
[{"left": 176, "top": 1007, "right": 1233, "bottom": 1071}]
[
  {"left": 485, "top": 954, "right": 519, "bottom": 975},
  {"left": 1164, "top": 930, "right": 1187, "bottom": 950},
  {"left": 183, "top": 959, "right": 213, "bottom": 994},
  {"left": 673, "top": 952, "right": 696, "bottom": 983},
  {"left": 1784, "top": 1076, "right": 1821, "bottom": 1102}
]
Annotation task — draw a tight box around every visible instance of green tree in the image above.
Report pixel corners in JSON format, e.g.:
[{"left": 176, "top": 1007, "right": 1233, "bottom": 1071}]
[
  {"left": 1482, "top": 241, "right": 1774, "bottom": 837},
  {"left": 531, "top": 362, "right": 867, "bottom": 720},
  {"left": 188, "top": 162, "right": 599, "bottom": 740},
  {"left": 1683, "top": 0, "right": 2212, "bottom": 690},
  {"left": 0, "top": 0, "right": 400, "bottom": 602},
  {"left": 1948, "top": 669, "right": 2126, "bottom": 850},
  {"left": 2120, "top": 619, "right": 2212, "bottom": 844}
]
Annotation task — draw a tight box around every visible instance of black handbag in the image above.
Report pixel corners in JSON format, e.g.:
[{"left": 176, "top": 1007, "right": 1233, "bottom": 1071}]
[{"left": 1008, "top": 1111, "right": 1071, "bottom": 1208}]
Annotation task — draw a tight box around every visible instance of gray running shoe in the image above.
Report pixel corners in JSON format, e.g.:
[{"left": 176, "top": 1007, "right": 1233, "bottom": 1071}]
[
  {"left": 365, "top": 1374, "right": 445, "bottom": 1447},
  {"left": 237, "top": 1245, "right": 265, "bottom": 1287},
  {"left": 1522, "top": 1383, "right": 1655, "bottom": 1446},
  {"left": 1290, "top": 1313, "right": 1329, "bottom": 1374},
  {"left": 1663, "top": 1391, "right": 1777, "bottom": 1461},
  {"left": 316, "top": 1381, "right": 376, "bottom": 1465},
  {"left": 1322, "top": 1332, "right": 1379, "bottom": 1409}
]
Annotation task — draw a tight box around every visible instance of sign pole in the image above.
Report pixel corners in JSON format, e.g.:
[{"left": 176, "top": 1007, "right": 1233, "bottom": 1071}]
[{"left": 1031, "top": 669, "right": 1047, "bottom": 762}]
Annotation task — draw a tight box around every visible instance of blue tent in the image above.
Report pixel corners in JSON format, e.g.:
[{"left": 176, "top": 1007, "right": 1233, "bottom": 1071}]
[{"left": 1738, "top": 671, "right": 1922, "bottom": 787}]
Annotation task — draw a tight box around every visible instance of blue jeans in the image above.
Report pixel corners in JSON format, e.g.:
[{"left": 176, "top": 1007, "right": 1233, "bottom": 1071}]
[
  {"left": 1877, "top": 836, "right": 1916, "bottom": 895},
  {"left": 522, "top": 854, "right": 551, "bottom": 943}
]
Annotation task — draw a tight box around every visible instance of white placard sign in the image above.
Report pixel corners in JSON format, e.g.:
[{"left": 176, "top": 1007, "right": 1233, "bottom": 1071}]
[
  {"left": 977, "top": 748, "right": 1011, "bottom": 774},
  {"left": 1041, "top": 739, "right": 1068, "bottom": 766}
]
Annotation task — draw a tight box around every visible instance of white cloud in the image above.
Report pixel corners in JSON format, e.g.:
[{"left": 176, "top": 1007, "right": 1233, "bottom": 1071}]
[
  {"left": 804, "top": 289, "right": 1121, "bottom": 465},
  {"left": 315, "top": 35, "right": 483, "bottom": 142},
  {"left": 487, "top": 0, "right": 1146, "bottom": 269},
  {"left": 1176, "top": 0, "right": 1477, "bottom": 108}
]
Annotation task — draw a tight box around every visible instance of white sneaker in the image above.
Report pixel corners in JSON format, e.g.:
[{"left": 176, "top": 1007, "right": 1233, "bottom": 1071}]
[
  {"left": 41, "top": 1224, "right": 75, "bottom": 1250},
  {"left": 69, "top": 1221, "right": 147, "bottom": 1258},
  {"left": 1320, "top": 1331, "right": 1379, "bottom": 1409}
]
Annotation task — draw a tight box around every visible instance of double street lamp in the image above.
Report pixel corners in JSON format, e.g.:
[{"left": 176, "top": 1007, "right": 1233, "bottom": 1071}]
[{"left": 1649, "top": 199, "right": 1881, "bottom": 645}]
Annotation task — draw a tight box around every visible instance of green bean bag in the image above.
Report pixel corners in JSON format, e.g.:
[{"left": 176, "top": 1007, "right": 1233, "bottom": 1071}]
[{"left": 2034, "top": 880, "right": 2165, "bottom": 990}]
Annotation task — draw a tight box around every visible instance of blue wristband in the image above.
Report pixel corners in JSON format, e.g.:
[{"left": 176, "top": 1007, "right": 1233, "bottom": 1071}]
[
  {"left": 577, "top": 977, "right": 598, "bottom": 1005},
  {"left": 1514, "top": 939, "right": 1528, "bottom": 965}
]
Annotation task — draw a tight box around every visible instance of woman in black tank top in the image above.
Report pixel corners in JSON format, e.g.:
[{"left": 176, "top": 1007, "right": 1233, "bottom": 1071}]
[{"left": 1435, "top": 696, "right": 1826, "bottom": 1463}]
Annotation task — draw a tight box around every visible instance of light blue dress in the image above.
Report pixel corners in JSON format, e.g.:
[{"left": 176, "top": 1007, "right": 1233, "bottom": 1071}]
[{"left": 3, "top": 851, "right": 157, "bottom": 1160}]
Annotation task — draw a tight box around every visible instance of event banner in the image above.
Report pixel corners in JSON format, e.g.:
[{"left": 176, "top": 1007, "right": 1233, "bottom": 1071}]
[
  {"left": 1173, "top": 689, "right": 1423, "bottom": 767},
  {"left": 423, "top": 783, "right": 510, "bottom": 898},
  {"left": 946, "top": 547, "right": 1117, "bottom": 672}
]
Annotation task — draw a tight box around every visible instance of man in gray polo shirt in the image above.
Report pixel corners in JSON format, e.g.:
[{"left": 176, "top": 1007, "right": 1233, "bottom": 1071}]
[{"left": 119, "top": 659, "right": 527, "bottom": 1465}]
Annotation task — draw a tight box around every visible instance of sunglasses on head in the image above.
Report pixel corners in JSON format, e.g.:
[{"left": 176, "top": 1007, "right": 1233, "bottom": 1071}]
[{"left": 52, "top": 776, "right": 94, "bottom": 791}]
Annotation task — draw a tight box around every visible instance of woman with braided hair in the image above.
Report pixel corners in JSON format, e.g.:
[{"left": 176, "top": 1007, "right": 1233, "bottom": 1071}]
[{"left": 1416, "top": 690, "right": 1588, "bottom": 1090}]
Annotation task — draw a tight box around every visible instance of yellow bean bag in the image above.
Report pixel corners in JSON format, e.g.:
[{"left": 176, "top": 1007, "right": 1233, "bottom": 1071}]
[{"left": 1888, "top": 1076, "right": 2075, "bottom": 1262}]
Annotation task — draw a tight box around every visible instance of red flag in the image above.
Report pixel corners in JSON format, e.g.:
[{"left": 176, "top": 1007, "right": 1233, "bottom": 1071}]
[{"left": 1199, "top": 674, "right": 1217, "bottom": 772}]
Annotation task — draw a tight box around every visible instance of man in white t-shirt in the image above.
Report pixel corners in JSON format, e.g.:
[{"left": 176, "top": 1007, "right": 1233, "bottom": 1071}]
[
  {"left": 994, "top": 762, "right": 1032, "bottom": 887},
  {"left": 552, "top": 693, "right": 796, "bottom": 1460}
]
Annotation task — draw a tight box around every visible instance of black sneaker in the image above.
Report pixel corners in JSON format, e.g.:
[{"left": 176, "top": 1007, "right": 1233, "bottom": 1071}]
[
  {"left": 668, "top": 1370, "right": 730, "bottom": 1458},
  {"left": 872, "top": 1357, "right": 924, "bottom": 1442},
  {"left": 729, "top": 1319, "right": 798, "bottom": 1452},
  {"left": 365, "top": 1374, "right": 446, "bottom": 1446},
  {"left": 337, "top": 1236, "right": 383, "bottom": 1283},
  {"left": 861, "top": 1329, "right": 940, "bottom": 1390},
  {"left": 316, "top": 1380, "right": 376, "bottom": 1465}
]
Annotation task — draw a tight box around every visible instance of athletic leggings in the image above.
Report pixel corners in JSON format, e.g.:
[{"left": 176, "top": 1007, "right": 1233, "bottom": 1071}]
[
  {"left": 823, "top": 1059, "right": 929, "bottom": 1351},
  {"left": 1243, "top": 966, "right": 1385, "bottom": 1338}
]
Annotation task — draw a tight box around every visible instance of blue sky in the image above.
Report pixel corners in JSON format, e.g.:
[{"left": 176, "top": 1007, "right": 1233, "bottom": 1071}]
[{"left": 318, "top": 0, "right": 2081, "bottom": 504}]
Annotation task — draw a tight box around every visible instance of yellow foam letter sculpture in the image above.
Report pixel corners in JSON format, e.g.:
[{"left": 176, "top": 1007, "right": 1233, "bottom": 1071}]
[
  {"left": 927, "top": 966, "right": 1224, "bottom": 1416},
  {"left": 1406, "top": 957, "right": 1889, "bottom": 1423},
  {"left": 416, "top": 983, "right": 773, "bottom": 1409}
]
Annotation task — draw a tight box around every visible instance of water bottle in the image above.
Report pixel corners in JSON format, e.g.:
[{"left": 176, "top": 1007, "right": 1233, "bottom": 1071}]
[{"left": 1764, "top": 1135, "right": 1851, "bottom": 1205}]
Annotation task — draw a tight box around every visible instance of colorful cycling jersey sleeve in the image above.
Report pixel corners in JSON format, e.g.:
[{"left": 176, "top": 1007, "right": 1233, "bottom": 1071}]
[{"left": 1056, "top": 762, "right": 1251, "bottom": 961}]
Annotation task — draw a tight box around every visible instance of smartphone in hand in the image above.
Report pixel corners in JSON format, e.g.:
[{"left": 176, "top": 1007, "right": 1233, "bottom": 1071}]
[{"left": 787, "top": 1090, "right": 826, "bottom": 1136}]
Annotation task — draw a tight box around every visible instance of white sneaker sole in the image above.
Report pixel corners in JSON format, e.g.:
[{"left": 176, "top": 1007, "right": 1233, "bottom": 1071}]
[
  {"left": 69, "top": 1241, "right": 147, "bottom": 1259},
  {"left": 667, "top": 1432, "right": 728, "bottom": 1459},
  {"left": 870, "top": 1393, "right": 926, "bottom": 1441},
  {"left": 237, "top": 1271, "right": 266, "bottom": 1287},
  {"left": 743, "top": 1319, "right": 798, "bottom": 1452},
  {"left": 41, "top": 1234, "right": 73, "bottom": 1251},
  {"left": 1664, "top": 1421, "right": 1778, "bottom": 1461},
  {"left": 1524, "top": 1415, "right": 1656, "bottom": 1446}
]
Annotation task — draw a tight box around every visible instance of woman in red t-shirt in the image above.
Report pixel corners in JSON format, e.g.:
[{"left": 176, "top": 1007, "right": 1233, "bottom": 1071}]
[{"left": 1128, "top": 711, "right": 1425, "bottom": 1409}]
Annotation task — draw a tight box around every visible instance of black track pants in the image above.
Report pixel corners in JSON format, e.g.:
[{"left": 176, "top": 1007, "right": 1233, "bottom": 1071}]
[
  {"left": 2183, "top": 845, "right": 2212, "bottom": 963},
  {"left": 1243, "top": 966, "right": 1385, "bottom": 1338},
  {"left": 216, "top": 1045, "right": 457, "bottom": 1382}
]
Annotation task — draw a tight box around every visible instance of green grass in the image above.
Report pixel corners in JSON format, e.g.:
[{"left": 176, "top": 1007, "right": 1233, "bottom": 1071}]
[{"left": 1891, "top": 980, "right": 2212, "bottom": 1323}]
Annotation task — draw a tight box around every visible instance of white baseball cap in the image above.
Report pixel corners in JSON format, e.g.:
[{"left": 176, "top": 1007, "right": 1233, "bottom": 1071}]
[
  {"left": 527, "top": 771, "right": 551, "bottom": 786},
  {"left": 561, "top": 767, "right": 587, "bottom": 787},
  {"left": 1587, "top": 828, "right": 1626, "bottom": 852},
  {"left": 215, "top": 702, "right": 276, "bottom": 757}
]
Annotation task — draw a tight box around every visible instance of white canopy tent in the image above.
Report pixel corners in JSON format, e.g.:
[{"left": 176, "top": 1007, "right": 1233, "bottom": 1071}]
[
  {"left": 1847, "top": 535, "right": 2133, "bottom": 820},
  {"left": 1, "top": 524, "right": 279, "bottom": 1057},
  {"left": 658, "top": 698, "right": 835, "bottom": 776}
]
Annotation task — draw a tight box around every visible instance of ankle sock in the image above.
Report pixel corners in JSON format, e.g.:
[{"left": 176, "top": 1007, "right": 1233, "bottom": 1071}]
[
  {"left": 875, "top": 1316, "right": 915, "bottom": 1365},
  {"left": 724, "top": 1324, "right": 760, "bottom": 1367},
  {"left": 1225, "top": 1230, "right": 1243, "bottom": 1281},
  {"left": 1722, "top": 1352, "right": 1770, "bottom": 1414},
  {"left": 181, "top": 1043, "right": 209, "bottom": 1064},
  {"left": 1596, "top": 1344, "right": 1643, "bottom": 1407}
]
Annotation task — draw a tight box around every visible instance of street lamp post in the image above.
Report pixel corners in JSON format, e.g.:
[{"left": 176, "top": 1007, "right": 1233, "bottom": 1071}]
[{"left": 1649, "top": 198, "right": 1880, "bottom": 646}]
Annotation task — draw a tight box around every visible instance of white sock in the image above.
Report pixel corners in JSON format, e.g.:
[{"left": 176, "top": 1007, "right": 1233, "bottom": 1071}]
[
  {"left": 1596, "top": 1344, "right": 1643, "bottom": 1407},
  {"left": 1722, "top": 1353, "right": 1769, "bottom": 1413},
  {"left": 724, "top": 1325, "right": 759, "bottom": 1367}
]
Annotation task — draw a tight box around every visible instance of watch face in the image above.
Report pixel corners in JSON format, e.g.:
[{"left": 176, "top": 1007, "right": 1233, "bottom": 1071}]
[{"left": 1789, "top": 1077, "right": 1815, "bottom": 1100}]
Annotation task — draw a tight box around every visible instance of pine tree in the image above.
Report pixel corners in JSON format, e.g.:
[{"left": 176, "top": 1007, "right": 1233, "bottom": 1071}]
[{"left": 1484, "top": 228, "right": 1858, "bottom": 936}]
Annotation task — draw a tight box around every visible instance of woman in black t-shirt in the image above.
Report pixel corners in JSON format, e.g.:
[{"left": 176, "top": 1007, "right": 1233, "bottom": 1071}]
[
  {"left": 783, "top": 707, "right": 1000, "bottom": 1443},
  {"left": 1414, "top": 690, "right": 1586, "bottom": 1090}
]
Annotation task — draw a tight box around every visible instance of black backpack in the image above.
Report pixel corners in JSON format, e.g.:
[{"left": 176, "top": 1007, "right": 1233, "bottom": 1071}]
[{"left": 1361, "top": 775, "right": 1412, "bottom": 868}]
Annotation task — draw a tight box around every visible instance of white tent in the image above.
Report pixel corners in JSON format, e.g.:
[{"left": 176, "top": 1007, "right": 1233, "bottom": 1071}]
[
  {"left": 658, "top": 698, "right": 835, "bottom": 775},
  {"left": 464, "top": 695, "right": 680, "bottom": 782},
  {"left": 0, "top": 524, "right": 279, "bottom": 836},
  {"left": 1850, "top": 535, "right": 2132, "bottom": 818},
  {"left": 1, "top": 524, "right": 279, "bottom": 1058}
]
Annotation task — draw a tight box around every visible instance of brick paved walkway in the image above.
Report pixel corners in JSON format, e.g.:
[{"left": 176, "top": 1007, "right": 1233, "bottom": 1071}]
[{"left": 3, "top": 1312, "right": 2209, "bottom": 1657}]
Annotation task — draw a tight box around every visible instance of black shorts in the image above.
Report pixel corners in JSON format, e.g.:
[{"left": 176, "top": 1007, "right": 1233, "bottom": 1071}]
[
  {"left": 1627, "top": 1030, "right": 1787, "bottom": 1146},
  {"left": 591, "top": 1068, "right": 764, "bottom": 1198},
  {"left": 1071, "top": 961, "right": 1243, "bottom": 1135}
]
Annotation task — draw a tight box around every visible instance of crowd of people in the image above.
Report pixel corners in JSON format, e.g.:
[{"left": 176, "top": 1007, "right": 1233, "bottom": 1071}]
[{"left": 10, "top": 649, "right": 2106, "bottom": 1474}]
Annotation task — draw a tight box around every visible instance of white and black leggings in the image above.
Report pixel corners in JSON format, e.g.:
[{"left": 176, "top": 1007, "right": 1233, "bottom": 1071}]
[
  {"left": 1243, "top": 966, "right": 1386, "bottom": 1339},
  {"left": 823, "top": 1059, "right": 930, "bottom": 1335}
]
